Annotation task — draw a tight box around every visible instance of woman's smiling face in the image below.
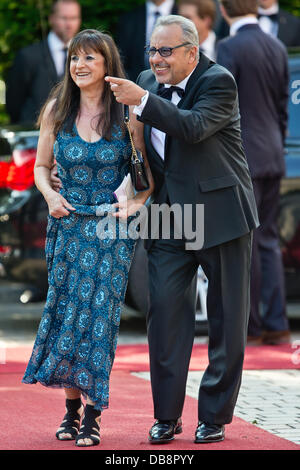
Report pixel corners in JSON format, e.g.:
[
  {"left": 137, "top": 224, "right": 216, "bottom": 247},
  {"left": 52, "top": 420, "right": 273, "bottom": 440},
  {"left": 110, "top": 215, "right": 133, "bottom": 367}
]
[{"left": 70, "top": 49, "right": 107, "bottom": 90}]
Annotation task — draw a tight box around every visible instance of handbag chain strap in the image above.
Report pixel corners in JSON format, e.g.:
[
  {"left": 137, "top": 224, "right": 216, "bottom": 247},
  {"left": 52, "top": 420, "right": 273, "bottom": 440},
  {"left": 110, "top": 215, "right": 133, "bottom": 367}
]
[{"left": 124, "top": 113, "right": 140, "bottom": 164}]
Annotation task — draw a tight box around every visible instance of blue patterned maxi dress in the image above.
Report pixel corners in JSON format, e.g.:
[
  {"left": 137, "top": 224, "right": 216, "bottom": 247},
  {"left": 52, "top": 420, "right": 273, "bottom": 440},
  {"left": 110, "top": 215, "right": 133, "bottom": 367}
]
[{"left": 22, "top": 123, "right": 137, "bottom": 410}]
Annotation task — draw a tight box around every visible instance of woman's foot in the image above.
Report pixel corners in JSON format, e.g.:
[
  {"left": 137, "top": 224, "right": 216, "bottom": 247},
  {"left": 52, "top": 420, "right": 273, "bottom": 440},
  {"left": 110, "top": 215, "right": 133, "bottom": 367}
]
[
  {"left": 56, "top": 398, "right": 84, "bottom": 440},
  {"left": 76, "top": 404, "right": 101, "bottom": 447}
]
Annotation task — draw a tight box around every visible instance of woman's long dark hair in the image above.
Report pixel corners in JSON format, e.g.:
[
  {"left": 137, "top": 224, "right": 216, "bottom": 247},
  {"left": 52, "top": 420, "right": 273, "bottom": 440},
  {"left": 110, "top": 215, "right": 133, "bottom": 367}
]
[{"left": 38, "top": 29, "right": 126, "bottom": 140}]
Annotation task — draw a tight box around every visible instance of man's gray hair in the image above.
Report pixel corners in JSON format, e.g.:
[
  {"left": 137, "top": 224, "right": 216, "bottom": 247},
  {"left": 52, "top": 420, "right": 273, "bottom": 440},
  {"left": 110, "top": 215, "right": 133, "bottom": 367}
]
[{"left": 152, "top": 14, "right": 199, "bottom": 60}]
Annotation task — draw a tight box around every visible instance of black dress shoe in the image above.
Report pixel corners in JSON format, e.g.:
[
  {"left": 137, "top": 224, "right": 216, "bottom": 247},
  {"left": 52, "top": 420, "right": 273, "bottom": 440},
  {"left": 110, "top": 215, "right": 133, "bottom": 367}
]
[
  {"left": 194, "top": 422, "right": 225, "bottom": 443},
  {"left": 148, "top": 418, "right": 183, "bottom": 444}
]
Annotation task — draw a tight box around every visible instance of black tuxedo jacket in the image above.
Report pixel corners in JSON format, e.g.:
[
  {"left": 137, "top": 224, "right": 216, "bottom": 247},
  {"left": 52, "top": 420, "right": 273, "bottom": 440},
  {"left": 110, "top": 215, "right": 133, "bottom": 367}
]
[
  {"left": 276, "top": 8, "right": 300, "bottom": 47},
  {"left": 6, "top": 39, "right": 60, "bottom": 124},
  {"left": 115, "top": 3, "right": 177, "bottom": 82},
  {"left": 136, "top": 55, "right": 259, "bottom": 250},
  {"left": 217, "top": 24, "right": 289, "bottom": 179},
  {"left": 217, "top": 9, "right": 300, "bottom": 47}
]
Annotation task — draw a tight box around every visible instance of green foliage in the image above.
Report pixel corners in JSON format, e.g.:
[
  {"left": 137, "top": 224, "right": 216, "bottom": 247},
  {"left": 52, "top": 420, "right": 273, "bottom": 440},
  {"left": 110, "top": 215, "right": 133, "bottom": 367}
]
[
  {"left": 0, "top": 0, "right": 145, "bottom": 81},
  {"left": 280, "top": 0, "right": 300, "bottom": 17},
  {"left": 0, "top": 104, "right": 9, "bottom": 126}
]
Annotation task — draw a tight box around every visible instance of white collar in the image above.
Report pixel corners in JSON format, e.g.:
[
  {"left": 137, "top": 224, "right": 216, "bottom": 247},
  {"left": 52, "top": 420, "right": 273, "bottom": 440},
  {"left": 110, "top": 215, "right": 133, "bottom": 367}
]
[
  {"left": 200, "top": 31, "right": 216, "bottom": 50},
  {"left": 147, "top": 0, "right": 174, "bottom": 16},
  {"left": 230, "top": 17, "right": 258, "bottom": 36},
  {"left": 258, "top": 3, "right": 279, "bottom": 16},
  {"left": 164, "top": 65, "right": 197, "bottom": 90},
  {"left": 48, "top": 31, "right": 68, "bottom": 50}
]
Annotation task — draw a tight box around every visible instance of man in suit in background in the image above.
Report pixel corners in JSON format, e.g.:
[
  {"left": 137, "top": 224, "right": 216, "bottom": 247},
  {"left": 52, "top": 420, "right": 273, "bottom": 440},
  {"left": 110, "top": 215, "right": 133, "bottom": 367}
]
[
  {"left": 217, "top": 0, "right": 290, "bottom": 345},
  {"left": 106, "top": 14, "right": 258, "bottom": 443},
  {"left": 217, "top": 0, "right": 300, "bottom": 47},
  {"left": 178, "top": 0, "right": 218, "bottom": 61},
  {"left": 115, "top": 0, "right": 177, "bottom": 82},
  {"left": 258, "top": 0, "right": 300, "bottom": 47},
  {"left": 5, "top": 0, "right": 81, "bottom": 125}
]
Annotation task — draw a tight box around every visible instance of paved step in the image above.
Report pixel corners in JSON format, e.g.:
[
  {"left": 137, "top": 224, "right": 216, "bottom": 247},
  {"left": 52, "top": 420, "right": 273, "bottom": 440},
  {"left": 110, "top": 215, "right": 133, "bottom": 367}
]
[{"left": 0, "top": 301, "right": 44, "bottom": 322}]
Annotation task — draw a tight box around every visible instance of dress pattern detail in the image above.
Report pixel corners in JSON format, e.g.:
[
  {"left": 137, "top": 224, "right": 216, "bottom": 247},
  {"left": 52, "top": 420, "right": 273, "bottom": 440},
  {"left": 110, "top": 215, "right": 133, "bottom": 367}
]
[{"left": 22, "top": 124, "right": 136, "bottom": 410}]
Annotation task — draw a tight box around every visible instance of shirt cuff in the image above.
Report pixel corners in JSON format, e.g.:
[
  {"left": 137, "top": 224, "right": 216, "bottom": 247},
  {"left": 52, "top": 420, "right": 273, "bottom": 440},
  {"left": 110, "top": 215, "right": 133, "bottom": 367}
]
[{"left": 133, "top": 91, "right": 149, "bottom": 116}]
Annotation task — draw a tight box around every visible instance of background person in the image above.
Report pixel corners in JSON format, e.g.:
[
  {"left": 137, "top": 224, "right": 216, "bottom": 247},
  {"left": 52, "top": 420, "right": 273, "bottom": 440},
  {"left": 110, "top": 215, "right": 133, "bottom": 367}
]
[
  {"left": 178, "top": 0, "right": 217, "bottom": 61},
  {"left": 217, "top": 0, "right": 300, "bottom": 47},
  {"left": 115, "top": 0, "right": 178, "bottom": 82},
  {"left": 5, "top": 0, "right": 81, "bottom": 125},
  {"left": 217, "top": 0, "right": 290, "bottom": 345},
  {"left": 22, "top": 29, "right": 153, "bottom": 447},
  {"left": 258, "top": 0, "right": 300, "bottom": 46},
  {"left": 106, "top": 14, "right": 259, "bottom": 444}
]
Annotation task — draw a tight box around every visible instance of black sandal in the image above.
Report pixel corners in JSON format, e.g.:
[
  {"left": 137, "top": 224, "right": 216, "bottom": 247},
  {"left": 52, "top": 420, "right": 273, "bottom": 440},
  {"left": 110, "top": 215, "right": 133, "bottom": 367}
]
[
  {"left": 75, "top": 404, "right": 101, "bottom": 447},
  {"left": 56, "top": 397, "right": 83, "bottom": 441}
]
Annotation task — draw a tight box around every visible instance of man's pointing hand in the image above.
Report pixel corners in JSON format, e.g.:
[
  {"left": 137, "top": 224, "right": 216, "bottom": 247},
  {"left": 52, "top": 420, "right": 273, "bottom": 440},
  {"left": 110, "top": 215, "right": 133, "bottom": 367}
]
[{"left": 105, "top": 76, "right": 147, "bottom": 106}]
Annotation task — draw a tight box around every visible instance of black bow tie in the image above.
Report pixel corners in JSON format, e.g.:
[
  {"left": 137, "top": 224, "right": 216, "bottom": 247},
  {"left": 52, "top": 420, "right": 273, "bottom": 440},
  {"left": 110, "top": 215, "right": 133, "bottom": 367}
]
[
  {"left": 157, "top": 85, "right": 185, "bottom": 101},
  {"left": 258, "top": 13, "right": 279, "bottom": 22}
]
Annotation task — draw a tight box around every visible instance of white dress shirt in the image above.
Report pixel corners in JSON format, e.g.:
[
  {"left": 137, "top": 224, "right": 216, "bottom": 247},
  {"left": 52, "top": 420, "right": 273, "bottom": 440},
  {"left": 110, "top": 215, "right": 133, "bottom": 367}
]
[
  {"left": 145, "top": 0, "right": 175, "bottom": 46},
  {"left": 48, "top": 31, "right": 69, "bottom": 77},
  {"left": 199, "top": 30, "right": 216, "bottom": 61},
  {"left": 258, "top": 3, "right": 279, "bottom": 37},
  {"left": 134, "top": 66, "right": 197, "bottom": 160}
]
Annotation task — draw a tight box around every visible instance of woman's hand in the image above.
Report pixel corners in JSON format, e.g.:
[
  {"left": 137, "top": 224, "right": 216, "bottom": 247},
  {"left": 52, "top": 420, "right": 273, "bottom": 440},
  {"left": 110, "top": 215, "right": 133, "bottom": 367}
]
[{"left": 46, "top": 190, "right": 76, "bottom": 218}]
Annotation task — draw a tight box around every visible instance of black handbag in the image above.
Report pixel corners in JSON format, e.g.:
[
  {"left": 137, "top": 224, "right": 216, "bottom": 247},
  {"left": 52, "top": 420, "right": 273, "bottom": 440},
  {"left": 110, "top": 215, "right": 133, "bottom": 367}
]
[{"left": 124, "top": 106, "right": 149, "bottom": 192}]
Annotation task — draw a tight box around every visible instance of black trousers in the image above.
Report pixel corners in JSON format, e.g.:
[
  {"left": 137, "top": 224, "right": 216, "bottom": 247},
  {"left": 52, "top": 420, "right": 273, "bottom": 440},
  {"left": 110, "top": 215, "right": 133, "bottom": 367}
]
[
  {"left": 146, "top": 232, "right": 252, "bottom": 425},
  {"left": 248, "top": 178, "right": 289, "bottom": 336}
]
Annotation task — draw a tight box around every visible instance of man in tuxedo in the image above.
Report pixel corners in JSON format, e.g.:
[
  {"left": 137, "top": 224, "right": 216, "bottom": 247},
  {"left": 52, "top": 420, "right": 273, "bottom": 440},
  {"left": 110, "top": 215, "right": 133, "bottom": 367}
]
[
  {"left": 115, "top": 0, "right": 177, "bottom": 82},
  {"left": 5, "top": 0, "right": 81, "bottom": 125},
  {"left": 106, "top": 14, "right": 258, "bottom": 443},
  {"left": 217, "top": 0, "right": 290, "bottom": 345},
  {"left": 178, "top": 0, "right": 218, "bottom": 61},
  {"left": 217, "top": 0, "right": 300, "bottom": 47},
  {"left": 258, "top": 0, "right": 300, "bottom": 47}
]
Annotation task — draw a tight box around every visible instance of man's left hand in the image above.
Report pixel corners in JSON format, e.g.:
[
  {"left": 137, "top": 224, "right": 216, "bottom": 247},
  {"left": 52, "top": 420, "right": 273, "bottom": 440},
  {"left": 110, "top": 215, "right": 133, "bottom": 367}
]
[{"left": 105, "top": 76, "right": 146, "bottom": 106}]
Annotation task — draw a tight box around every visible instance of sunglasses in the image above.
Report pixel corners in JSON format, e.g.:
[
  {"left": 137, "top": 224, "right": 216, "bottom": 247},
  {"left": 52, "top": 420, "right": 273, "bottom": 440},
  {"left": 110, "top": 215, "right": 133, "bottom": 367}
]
[{"left": 145, "top": 42, "right": 192, "bottom": 57}]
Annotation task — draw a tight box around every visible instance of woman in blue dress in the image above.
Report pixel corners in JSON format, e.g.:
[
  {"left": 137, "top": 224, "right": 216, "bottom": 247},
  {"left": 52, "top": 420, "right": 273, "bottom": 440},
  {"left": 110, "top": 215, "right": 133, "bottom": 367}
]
[{"left": 22, "top": 29, "right": 154, "bottom": 447}]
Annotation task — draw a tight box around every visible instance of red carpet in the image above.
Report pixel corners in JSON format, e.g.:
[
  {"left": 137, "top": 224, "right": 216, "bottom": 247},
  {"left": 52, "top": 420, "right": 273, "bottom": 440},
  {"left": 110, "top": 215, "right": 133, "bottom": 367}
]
[
  {"left": 113, "top": 343, "right": 300, "bottom": 372},
  {"left": 2, "top": 343, "right": 299, "bottom": 375},
  {"left": 0, "top": 343, "right": 299, "bottom": 450}
]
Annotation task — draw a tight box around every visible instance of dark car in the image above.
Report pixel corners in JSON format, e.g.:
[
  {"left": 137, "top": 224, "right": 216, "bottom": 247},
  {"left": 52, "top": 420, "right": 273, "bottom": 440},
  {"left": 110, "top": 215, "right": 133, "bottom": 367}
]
[
  {"left": 0, "top": 127, "right": 48, "bottom": 301},
  {"left": 1, "top": 54, "right": 300, "bottom": 331}
]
